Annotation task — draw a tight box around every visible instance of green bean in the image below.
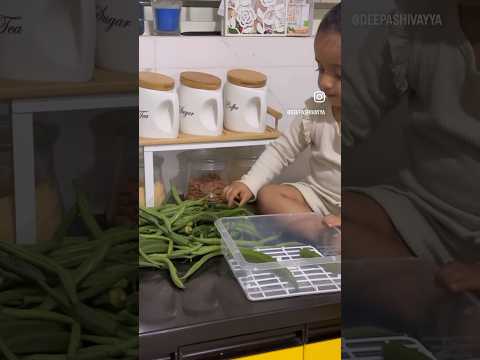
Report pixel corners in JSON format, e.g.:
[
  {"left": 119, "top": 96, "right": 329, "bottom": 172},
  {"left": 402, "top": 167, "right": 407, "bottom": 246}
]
[
  {"left": 0, "top": 320, "right": 65, "bottom": 338},
  {"left": 72, "top": 337, "right": 137, "bottom": 360},
  {"left": 76, "top": 303, "right": 119, "bottom": 337},
  {"left": 23, "top": 295, "right": 45, "bottom": 306},
  {"left": 67, "top": 322, "right": 81, "bottom": 357},
  {"left": 80, "top": 263, "right": 135, "bottom": 288},
  {"left": 76, "top": 189, "right": 103, "bottom": 240},
  {"left": 6, "top": 332, "right": 70, "bottom": 355},
  {"left": 192, "top": 237, "right": 221, "bottom": 245},
  {"left": 191, "top": 224, "right": 213, "bottom": 236},
  {"left": 142, "top": 249, "right": 184, "bottom": 289},
  {"left": 0, "top": 335, "right": 19, "bottom": 360},
  {"left": 139, "top": 225, "right": 158, "bottom": 234},
  {"left": 167, "top": 232, "right": 191, "bottom": 246},
  {"left": 78, "top": 269, "right": 135, "bottom": 302},
  {"left": 81, "top": 335, "right": 119, "bottom": 345},
  {"left": 157, "top": 213, "right": 172, "bottom": 233},
  {"left": 116, "top": 310, "right": 138, "bottom": 327},
  {"left": 191, "top": 245, "right": 221, "bottom": 256},
  {"left": 139, "top": 232, "right": 165, "bottom": 240},
  {"left": 239, "top": 248, "right": 298, "bottom": 289},
  {"left": 181, "top": 250, "right": 222, "bottom": 281},
  {"left": 240, "top": 248, "right": 275, "bottom": 263},
  {"left": 169, "top": 203, "right": 186, "bottom": 225},
  {"left": 0, "top": 251, "right": 71, "bottom": 309},
  {"left": 0, "top": 307, "right": 74, "bottom": 324},
  {"left": 0, "top": 288, "right": 42, "bottom": 305},
  {"left": 2, "top": 235, "right": 88, "bottom": 306},
  {"left": 299, "top": 248, "right": 320, "bottom": 258},
  {"left": 0, "top": 268, "right": 23, "bottom": 287},
  {"left": 167, "top": 237, "right": 174, "bottom": 256},
  {"left": 51, "top": 204, "right": 78, "bottom": 244},
  {"left": 139, "top": 210, "right": 165, "bottom": 231},
  {"left": 74, "top": 237, "right": 113, "bottom": 285},
  {"left": 166, "top": 245, "right": 203, "bottom": 259},
  {"left": 170, "top": 183, "right": 183, "bottom": 205},
  {"left": 140, "top": 242, "right": 169, "bottom": 254}
]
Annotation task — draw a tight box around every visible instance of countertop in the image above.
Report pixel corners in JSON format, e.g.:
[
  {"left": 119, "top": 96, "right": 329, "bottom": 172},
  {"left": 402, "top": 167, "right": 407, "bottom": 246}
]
[
  {"left": 0, "top": 69, "right": 137, "bottom": 100},
  {"left": 140, "top": 257, "right": 341, "bottom": 360}
]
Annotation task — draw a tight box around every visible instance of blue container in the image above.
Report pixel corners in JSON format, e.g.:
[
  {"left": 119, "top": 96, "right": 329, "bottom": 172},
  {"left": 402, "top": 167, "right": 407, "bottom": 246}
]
[{"left": 154, "top": 7, "right": 181, "bottom": 33}]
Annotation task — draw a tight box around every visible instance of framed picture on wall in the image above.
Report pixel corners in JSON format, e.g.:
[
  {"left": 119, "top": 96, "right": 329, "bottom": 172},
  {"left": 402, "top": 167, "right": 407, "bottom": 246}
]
[{"left": 224, "top": 0, "right": 288, "bottom": 36}]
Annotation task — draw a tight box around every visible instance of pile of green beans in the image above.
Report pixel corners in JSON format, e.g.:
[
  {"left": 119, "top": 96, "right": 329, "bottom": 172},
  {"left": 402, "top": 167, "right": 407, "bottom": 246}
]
[
  {"left": 0, "top": 191, "right": 138, "bottom": 360},
  {"left": 139, "top": 186, "right": 252, "bottom": 289}
]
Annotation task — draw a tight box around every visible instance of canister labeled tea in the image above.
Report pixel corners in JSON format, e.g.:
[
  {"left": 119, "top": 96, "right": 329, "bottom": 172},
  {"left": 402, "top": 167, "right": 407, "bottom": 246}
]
[{"left": 139, "top": 72, "right": 179, "bottom": 139}]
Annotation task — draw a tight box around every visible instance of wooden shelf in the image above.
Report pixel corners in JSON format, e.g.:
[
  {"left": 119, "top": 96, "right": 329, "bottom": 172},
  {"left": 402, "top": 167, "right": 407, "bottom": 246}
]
[
  {"left": 140, "top": 126, "right": 280, "bottom": 147},
  {"left": 0, "top": 69, "right": 137, "bottom": 100}
]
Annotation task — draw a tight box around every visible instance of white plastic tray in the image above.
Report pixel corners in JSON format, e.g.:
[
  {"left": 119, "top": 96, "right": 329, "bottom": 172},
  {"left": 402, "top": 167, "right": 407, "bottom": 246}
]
[
  {"left": 228, "top": 245, "right": 340, "bottom": 301},
  {"left": 215, "top": 213, "right": 341, "bottom": 301},
  {"left": 342, "top": 335, "right": 436, "bottom": 360}
]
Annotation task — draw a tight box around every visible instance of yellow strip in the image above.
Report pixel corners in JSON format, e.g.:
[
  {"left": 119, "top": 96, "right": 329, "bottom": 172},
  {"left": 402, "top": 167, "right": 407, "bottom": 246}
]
[
  {"left": 234, "top": 346, "right": 304, "bottom": 360},
  {"left": 304, "top": 339, "right": 341, "bottom": 360}
]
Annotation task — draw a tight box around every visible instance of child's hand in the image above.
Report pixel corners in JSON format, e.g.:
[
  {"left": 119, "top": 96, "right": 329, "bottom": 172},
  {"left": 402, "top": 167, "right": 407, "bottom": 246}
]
[
  {"left": 223, "top": 182, "right": 253, "bottom": 208},
  {"left": 322, "top": 214, "right": 341, "bottom": 228},
  {"left": 437, "top": 262, "right": 480, "bottom": 293}
]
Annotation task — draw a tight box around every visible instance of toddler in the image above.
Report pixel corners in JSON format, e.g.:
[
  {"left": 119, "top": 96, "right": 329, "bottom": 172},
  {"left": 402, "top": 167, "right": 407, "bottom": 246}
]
[{"left": 224, "top": 4, "right": 342, "bottom": 227}]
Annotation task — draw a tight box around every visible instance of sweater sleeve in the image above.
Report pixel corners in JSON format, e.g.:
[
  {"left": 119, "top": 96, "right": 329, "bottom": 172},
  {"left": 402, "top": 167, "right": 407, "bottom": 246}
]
[{"left": 239, "top": 115, "right": 310, "bottom": 197}]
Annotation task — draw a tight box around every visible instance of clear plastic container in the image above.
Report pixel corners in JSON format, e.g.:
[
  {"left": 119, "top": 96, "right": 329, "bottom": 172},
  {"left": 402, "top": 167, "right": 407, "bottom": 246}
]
[
  {"left": 215, "top": 213, "right": 341, "bottom": 301},
  {"left": 0, "top": 123, "right": 62, "bottom": 243},
  {"left": 139, "top": 149, "right": 166, "bottom": 208},
  {"left": 223, "top": 147, "right": 263, "bottom": 182},
  {"left": 185, "top": 156, "right": 228, "bottom": 203},
  {"left": 152, "top": 0, "right": 182, "bottom": 35}
]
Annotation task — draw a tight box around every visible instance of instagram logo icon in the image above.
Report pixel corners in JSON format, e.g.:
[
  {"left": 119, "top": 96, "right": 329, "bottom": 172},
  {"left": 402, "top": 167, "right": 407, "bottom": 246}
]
[{"left": 313, "top": 90, "right": 327, "bottom": 103}]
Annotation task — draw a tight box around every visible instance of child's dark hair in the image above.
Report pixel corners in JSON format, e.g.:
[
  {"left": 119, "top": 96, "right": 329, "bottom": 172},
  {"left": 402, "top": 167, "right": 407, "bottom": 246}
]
[{"left": 317, "top": 3, "right": 341, "bottom": 34}]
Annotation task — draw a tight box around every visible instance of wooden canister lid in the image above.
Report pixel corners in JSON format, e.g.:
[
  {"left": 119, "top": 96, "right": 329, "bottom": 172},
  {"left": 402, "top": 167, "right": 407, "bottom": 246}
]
[
  {"left": 139, "top": 72, "right": 175, "bottom": 91},
  {"left": 180, "top": 71, "right": 222, "bottom": 90},
  {"left": 227, "top": 69, "right": 267, "bottom": 88}
]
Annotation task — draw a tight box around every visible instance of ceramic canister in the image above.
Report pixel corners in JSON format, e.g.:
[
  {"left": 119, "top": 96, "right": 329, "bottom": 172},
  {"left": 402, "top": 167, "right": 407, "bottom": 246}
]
[
  {"left": 179, "top": 72, "right": 223, "bottom": 136},
  {"left": 0, "top": 0, "right": 95, "bottom": 81},
  {"left": 96, "top": 0, "right": 138, "bottom": 74},
  {"left": 224, "top": 69, "right": 268, "bottom": 133},
  {"left": 139, "top": 72, "right": 179, "bottom": 139}
]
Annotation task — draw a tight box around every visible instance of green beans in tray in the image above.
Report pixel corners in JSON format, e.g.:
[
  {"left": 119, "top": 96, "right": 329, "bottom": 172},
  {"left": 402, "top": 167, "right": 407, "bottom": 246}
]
[
  {"left": 0, "top": 189, "right": 138, "bottom": 360},
  {"left": 139, "top": 185, "right": 253, "bottom": 289}
]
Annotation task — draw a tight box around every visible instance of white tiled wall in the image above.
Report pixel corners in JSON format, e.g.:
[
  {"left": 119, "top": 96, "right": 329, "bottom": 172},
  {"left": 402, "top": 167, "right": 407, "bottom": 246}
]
[{"left": 140, "top": 36, "right": 318, "bottom": 187}]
